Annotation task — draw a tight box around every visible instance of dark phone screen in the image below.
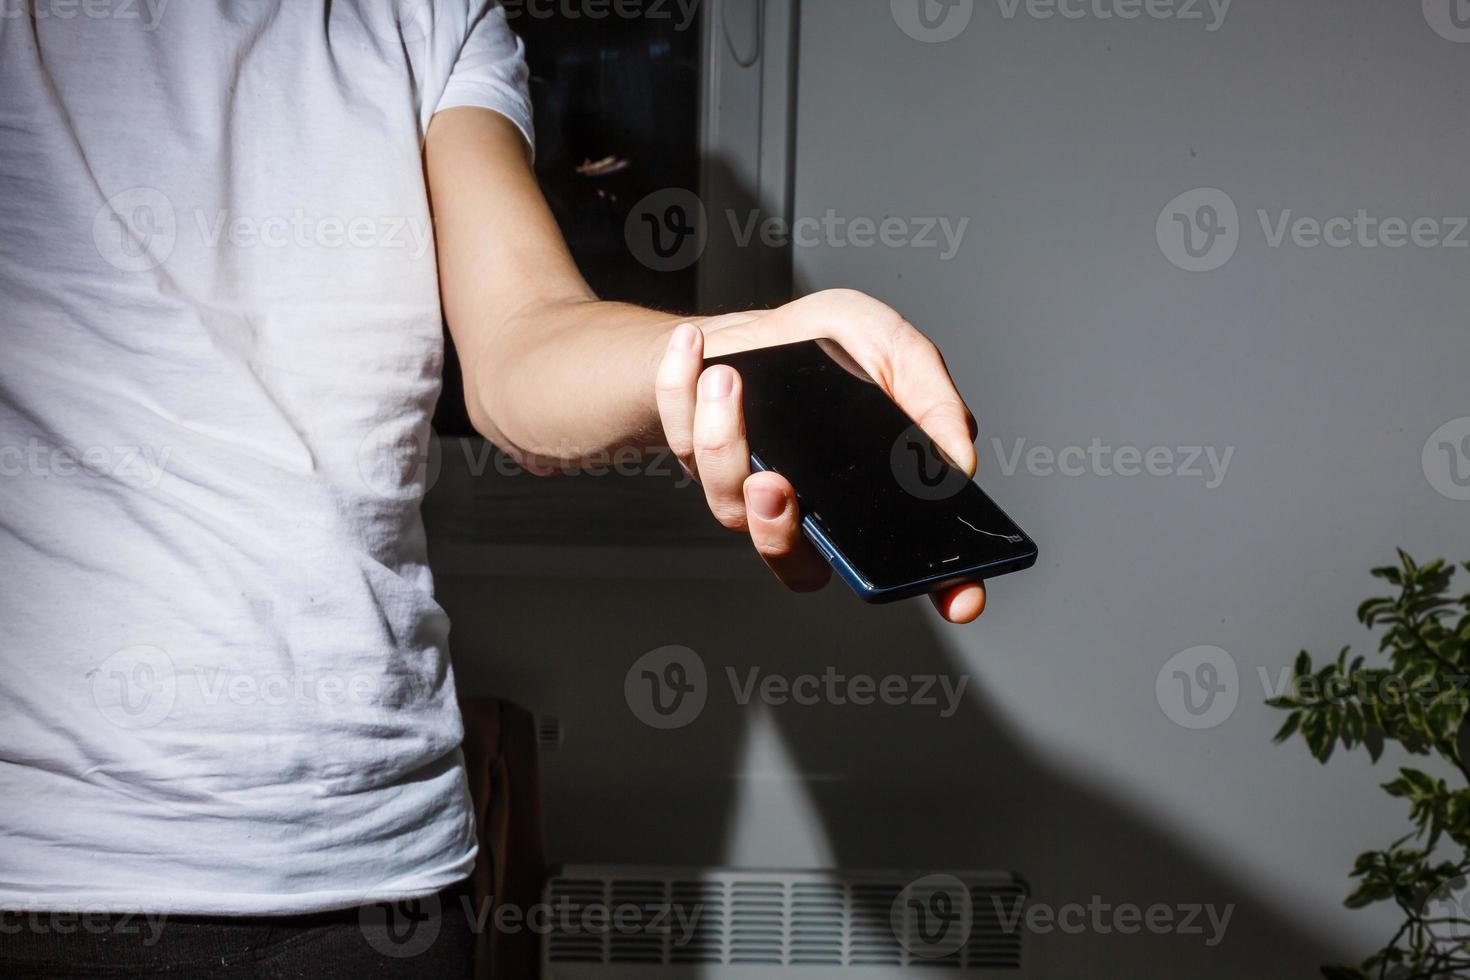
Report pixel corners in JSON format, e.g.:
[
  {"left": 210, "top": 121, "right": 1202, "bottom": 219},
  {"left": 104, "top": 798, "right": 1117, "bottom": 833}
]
[{"left": 706, "top": 340, "right": 1036, "bottom": 592}]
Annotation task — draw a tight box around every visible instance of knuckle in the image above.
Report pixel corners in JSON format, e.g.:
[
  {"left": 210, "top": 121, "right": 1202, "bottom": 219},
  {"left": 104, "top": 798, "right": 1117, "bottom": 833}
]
[
  {"left": 693, "top": 430, "right": 742, "bottom": 462},
  {"left": 655, "top": 370, "right": 692, "bottom": 396},
  {"left": 912, "top": 331, "right": 941, "bottom": 356},
  {"left": 711, "top": 503, "right": 747, "bottom": 531},
  {"left": 755, "top": 536, "right": 797, "bottom": 561},
  {"left": 892, "top": 321, "right": 933, "bottom": 358}
]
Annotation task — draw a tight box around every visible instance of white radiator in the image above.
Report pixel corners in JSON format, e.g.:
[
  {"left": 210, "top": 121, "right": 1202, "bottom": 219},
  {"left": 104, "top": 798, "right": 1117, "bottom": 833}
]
[{"left": 542, "top": 866, "right": 1029, "bottom": 979}]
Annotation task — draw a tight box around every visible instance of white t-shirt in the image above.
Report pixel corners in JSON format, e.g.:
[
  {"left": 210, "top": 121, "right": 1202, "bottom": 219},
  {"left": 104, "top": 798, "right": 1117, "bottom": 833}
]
[{"left": 0, "top": 1, "right": 532, "bottom": 914}]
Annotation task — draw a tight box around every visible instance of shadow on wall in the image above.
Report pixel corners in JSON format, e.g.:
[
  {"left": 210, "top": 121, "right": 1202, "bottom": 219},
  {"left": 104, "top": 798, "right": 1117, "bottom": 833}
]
[
  {"left": 430, "top": 87, "right": 1347, "bottom": 974},
  {"left": 439, "top": 565, "right": 1347, "bottom": 978},
  {"left": 429, "top": 142, "right": 1347, "bottom": 980}
]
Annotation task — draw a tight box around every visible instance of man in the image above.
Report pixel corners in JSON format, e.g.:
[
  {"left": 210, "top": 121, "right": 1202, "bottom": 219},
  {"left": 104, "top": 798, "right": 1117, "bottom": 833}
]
[{"left": 0, "top": 2, "right": 984, "bottom": 976}]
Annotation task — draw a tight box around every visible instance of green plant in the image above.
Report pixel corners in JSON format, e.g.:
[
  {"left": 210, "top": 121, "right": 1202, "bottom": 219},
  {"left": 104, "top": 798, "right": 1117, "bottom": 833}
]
[{"left": 1267, "top": 551, "right": 1470, "bottom": 980}]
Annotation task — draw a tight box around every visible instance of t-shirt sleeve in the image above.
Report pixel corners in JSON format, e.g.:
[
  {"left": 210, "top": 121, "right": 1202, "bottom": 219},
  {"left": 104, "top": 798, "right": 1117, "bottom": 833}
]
[{"left": 432, "top": 3, "right": 534, "bottom": 150}]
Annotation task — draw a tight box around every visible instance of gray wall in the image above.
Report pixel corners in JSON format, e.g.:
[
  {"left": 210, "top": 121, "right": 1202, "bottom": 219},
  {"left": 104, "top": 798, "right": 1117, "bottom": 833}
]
[{"left": 435, "top": 1, "right": 1470, "bottom": 975}]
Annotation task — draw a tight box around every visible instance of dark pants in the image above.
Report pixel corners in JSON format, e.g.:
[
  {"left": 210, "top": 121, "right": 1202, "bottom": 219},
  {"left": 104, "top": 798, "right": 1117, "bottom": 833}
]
[{"left": 0, "top": 880, "right": 476, "bottom": 979}]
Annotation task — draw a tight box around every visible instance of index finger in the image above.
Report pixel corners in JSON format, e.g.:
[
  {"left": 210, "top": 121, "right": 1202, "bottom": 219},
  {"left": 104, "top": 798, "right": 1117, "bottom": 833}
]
[{"left": 886, "top": 331, "right": 979, "bottom": 478}]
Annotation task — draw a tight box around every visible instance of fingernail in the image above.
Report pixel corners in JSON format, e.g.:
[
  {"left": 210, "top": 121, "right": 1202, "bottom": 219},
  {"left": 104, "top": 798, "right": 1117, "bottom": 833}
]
[
  {"left": 747, "top": 485, "right": 786, "bottom": 521},
  {"left": 700, "top": 366, "right": 734, "bottom": 398},
  {"left": 670, "top": 323, "right": 697, "bottom": 351}
]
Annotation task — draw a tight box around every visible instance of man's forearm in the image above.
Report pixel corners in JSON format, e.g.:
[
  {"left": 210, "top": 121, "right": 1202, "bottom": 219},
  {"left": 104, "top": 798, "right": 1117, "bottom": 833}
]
[
  {"left": 425, "top": 108, "right": 715, "bottom": 466},
  {"left": 464, "top": 298, "right": 698, "bottom": 467}
]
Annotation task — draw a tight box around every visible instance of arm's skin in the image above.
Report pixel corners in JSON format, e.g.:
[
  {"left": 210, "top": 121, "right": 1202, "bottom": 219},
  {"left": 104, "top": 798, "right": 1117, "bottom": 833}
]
[{"left": 425, "top": 107, "right": 988, "bottom": 623}]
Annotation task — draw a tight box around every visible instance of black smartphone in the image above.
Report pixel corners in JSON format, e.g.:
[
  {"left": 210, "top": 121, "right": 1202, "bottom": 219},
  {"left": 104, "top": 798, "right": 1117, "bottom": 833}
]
[{"left": 705, "top": 339, "right": 1037, "bottom": 603}]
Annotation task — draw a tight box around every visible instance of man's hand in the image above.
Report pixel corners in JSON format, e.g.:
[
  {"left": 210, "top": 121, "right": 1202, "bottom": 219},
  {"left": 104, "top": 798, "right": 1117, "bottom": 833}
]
[
  {"left": 654, "top": 289, "right": 988, "bottom": 624},
  {"left": 426, "top": 107, "right": 987, "bottom": 624}
]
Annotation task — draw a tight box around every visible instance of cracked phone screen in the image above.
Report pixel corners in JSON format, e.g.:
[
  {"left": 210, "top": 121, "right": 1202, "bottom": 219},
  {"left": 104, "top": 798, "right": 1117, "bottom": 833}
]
[{"left": 707, "top": 340, "right": 1036, "bottom": 591}]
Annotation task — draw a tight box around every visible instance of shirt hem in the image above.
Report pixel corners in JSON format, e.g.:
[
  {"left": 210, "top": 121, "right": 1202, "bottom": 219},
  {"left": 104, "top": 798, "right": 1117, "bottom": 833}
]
[{"left": 0, "top": 846, "right": 478, "bottom": 917}]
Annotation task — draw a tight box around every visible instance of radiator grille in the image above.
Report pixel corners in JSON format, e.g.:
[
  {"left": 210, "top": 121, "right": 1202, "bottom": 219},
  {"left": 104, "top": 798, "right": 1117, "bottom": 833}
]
[{"left": 544, "top": 868, "right": 1025, "bottom": 971}]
